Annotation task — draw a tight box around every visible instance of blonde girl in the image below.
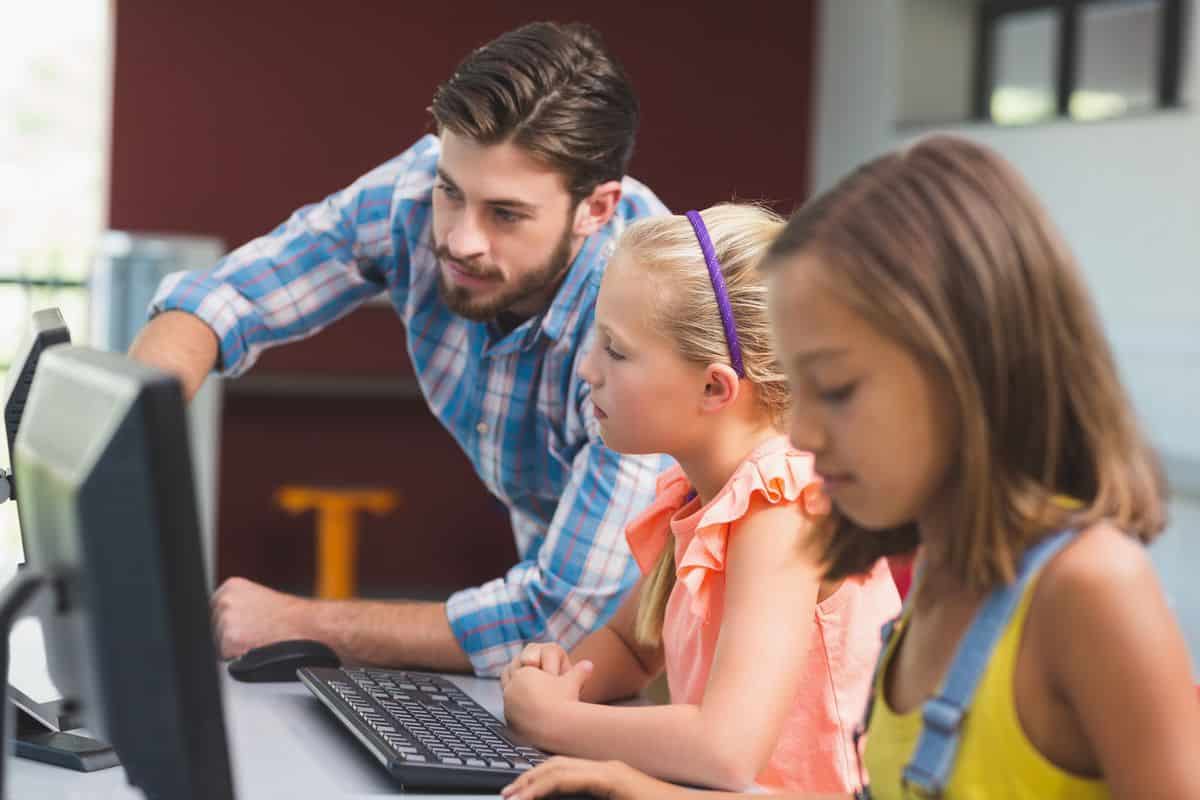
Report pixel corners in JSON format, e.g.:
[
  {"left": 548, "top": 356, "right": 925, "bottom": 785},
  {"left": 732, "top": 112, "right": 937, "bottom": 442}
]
[{"left": 497, "top": 203, "right": 900, "bottom": 794}]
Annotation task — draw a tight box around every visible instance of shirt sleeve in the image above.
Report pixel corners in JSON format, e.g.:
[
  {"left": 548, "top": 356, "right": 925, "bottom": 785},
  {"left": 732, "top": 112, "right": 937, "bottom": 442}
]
[
  {"left": 445, "top": 430, "right": 671, "bottom": 677},
  {"left": 148, "top": 136, "right": 439, "bottom": 376}
]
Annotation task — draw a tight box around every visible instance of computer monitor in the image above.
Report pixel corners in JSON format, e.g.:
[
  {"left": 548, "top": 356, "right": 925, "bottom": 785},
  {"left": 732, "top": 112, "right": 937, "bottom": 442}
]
[
  {"left": 2, "top": 307, "right": 70, "bottom": 511},
  {"left": 1, "top": 308, "right": 86, "bottom": 742},
  {"left": 12, "top": 346, "right": 234, "bottom": 800}
]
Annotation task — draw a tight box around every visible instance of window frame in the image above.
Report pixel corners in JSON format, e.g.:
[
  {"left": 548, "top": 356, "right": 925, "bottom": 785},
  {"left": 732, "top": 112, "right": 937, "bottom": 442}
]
[{"left": 972, "top": 0, "right": 1188, "bottom": 122}]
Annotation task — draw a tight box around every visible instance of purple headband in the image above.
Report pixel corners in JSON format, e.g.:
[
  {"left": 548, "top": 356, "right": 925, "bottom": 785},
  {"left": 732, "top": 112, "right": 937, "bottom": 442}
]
[{"left": 685, "top": 210, "right": 745, "bottom": 377}]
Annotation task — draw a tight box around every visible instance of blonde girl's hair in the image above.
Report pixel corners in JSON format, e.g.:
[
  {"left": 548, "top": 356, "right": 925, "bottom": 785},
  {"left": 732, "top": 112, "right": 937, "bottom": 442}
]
[
  {"left": 622, "top": 203, "right": 789, "bottom": 646},
  {"left": 760, "top": 134, "right": 1165, "bottom": 591}
]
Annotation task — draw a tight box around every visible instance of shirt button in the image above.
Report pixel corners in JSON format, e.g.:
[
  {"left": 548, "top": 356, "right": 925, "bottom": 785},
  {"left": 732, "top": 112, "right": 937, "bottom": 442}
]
[{"left": 476, "top": 422, "right": 489, "bottom": 435}]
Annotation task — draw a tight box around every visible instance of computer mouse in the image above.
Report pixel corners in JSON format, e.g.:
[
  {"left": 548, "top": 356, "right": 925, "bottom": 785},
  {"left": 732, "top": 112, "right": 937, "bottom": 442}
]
[{"left": 227, "top": 639, "right": 341, "bottom": 682}]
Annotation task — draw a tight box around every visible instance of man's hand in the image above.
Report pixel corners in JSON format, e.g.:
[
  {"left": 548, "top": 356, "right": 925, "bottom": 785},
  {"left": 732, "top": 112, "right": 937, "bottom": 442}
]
[
  {"left": 502, "top": 660, "right": 593, "bottom": 747},
  {"left": 500, "top": 642, "right": 573, "bottom": 688},
  {"left": 211, "top": 577, "right": 313, "bottom": 659}
]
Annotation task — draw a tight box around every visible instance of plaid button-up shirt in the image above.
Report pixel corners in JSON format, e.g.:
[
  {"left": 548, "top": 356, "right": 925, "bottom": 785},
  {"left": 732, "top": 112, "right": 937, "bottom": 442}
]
[{"left": 151, "top": 134, "right": 672, "bottom": 675}]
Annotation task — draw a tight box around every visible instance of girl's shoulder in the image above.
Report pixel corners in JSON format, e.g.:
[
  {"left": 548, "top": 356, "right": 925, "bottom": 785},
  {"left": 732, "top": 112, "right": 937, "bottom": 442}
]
[
  {"left": 716, "top": 435, "right": 829, "bottom": 519},
  {"left": 1020, "top": 523, "right": 1198, "bottom": 792},
  {"left": 672, "top": 440, "right": 830, "bottom": 614},
  {"left": 1025, "top": 522, "right": 1166, "bottom": 679},
  {"left": 1034, "top": 522, "right": 1154, "bottom": 604}
]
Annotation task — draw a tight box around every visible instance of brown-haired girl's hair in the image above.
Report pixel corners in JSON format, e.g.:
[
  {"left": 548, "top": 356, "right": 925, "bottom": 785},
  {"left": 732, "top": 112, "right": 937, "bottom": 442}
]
[
  {"left": 762, "top": 134, "right": 1165, "bottom": 590},
  {"left": 621, "top": 203, "right": 790, "bottom": 645},
  {"left": 430, "top": 22, "right": 638, "bottom": 201}
]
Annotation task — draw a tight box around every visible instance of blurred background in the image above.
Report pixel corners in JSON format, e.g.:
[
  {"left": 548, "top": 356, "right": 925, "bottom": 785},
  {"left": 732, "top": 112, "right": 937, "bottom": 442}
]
[{"left": 0, "top": 0, "right": 1196, "bottom": 666}]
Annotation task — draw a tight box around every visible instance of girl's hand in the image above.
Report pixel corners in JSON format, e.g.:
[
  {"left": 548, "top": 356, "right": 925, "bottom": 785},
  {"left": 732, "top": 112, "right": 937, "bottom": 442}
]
[
  {"left": 501, "top": 642, "right": 574, "bottom": 690},
  {"left": 501, "top": 756, "right": 687, "bottom": 800},
  {"left": 502, "top": 660, "right": 593, "bottom": 745}
]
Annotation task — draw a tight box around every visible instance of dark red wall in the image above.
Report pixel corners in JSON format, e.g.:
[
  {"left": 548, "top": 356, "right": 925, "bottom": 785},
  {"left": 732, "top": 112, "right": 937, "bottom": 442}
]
[
  {"left": 108, "top": 1, "right": 817, "bottom": 596},
  {"left": 109, "top": 1, "right": 816, "bottom": 244}
]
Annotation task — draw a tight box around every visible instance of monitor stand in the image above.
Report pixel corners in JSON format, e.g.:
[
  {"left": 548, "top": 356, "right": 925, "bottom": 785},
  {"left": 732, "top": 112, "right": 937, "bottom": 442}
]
[
  {"left": 13, "top": 705, "right": 118, "bottom": 771},
  {"left": 2, "top": 577, "right": 118, "bottom": 779},
  {"left": 9, "top": 689, "right": 118, "bottom": 772}
]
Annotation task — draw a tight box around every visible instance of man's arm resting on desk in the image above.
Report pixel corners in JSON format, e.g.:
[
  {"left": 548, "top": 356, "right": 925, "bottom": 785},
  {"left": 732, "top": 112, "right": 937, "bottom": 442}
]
[
  {"left": 211, "top": 576, "right": 473, "bottom": 672},
  {"left": 128, "top": 311, "right": 219, "bottom": 403}
]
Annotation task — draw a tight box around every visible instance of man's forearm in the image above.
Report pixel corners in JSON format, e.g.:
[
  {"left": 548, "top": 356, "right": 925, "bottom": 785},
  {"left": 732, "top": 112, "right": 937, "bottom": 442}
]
[
  {"left": 306, "top": 599, "right": 473, "bottom": 673},
  {"left": 128, "top": 311, "right": 219, "bottom": 402}
]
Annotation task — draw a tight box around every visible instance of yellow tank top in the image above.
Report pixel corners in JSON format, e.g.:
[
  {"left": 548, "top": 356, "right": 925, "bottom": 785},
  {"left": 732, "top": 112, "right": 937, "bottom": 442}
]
[{"left": 862, "top": 567, "right": 1110, "bottom": 799}]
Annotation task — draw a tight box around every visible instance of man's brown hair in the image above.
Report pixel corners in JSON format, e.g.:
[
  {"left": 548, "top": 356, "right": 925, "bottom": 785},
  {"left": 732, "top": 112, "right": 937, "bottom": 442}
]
[{"left": 430, "top": 22, "right": 638, "bottom": 201}]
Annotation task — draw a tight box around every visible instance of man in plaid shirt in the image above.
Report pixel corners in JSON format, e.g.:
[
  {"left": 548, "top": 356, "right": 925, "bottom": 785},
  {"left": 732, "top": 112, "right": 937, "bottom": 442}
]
[{"left": 131, "top": 22, "right": 671, "bottom": 676}]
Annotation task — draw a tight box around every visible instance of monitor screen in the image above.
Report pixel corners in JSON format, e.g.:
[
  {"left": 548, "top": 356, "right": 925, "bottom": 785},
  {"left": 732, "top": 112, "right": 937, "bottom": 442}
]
[{"left": 13, "top": 346, "right": 234, "bottom": 800}]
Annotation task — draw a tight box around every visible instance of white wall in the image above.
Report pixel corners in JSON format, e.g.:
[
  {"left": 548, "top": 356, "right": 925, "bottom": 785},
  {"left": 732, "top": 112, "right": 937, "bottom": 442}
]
[
  {"left": 897, "top": 0, "right": 978, "bottom": 124},
  {"left": 813, "top": 0, "right": 1200, "bottom": 664}
]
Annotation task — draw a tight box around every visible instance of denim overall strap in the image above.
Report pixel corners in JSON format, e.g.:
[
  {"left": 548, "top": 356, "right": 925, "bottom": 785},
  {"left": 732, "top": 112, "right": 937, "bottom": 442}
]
[{"left": 899, "top": 529, "right": 1077, "bottom": 797}]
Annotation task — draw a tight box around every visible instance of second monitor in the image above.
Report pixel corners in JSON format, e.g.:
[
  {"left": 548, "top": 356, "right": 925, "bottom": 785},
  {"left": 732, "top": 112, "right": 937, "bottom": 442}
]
[{"left": 12, "top": 346, "right": 235, "bottom": 800}]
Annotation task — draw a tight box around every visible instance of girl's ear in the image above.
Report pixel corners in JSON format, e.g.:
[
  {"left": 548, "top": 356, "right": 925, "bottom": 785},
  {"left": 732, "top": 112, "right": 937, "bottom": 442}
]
[{"left": 700, "top": 363, "right": 741, "bottom": 414}]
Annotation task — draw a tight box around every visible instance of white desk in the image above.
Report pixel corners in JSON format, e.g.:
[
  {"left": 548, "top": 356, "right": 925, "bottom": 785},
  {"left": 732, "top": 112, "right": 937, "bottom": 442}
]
[{"left": 9, "top": 669, "right": 512, "bottom": 799}]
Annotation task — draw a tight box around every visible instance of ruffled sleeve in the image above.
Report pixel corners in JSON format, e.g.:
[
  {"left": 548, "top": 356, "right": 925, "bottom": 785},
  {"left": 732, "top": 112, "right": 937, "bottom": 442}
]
[
  {"left": 624, "top": 465, "right": 693, "bottom": 574},
  {"left": 676, "top": 448, "right": 829, "bottom": 616}
]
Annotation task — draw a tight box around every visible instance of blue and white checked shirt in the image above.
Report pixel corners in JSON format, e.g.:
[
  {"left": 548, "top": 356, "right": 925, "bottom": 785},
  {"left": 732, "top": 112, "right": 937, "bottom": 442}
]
[{"left": 151, "top": 134, "right": 673, "bottom": 675}]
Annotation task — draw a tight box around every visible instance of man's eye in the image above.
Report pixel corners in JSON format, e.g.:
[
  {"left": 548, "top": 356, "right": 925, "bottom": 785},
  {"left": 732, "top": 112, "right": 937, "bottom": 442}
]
[{"left": 493, "top": 208, "right": 523, "bottom": 224}]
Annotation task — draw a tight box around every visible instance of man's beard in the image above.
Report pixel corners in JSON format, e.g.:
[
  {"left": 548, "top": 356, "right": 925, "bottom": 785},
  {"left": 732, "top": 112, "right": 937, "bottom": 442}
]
[{"left": 435, "top": 222, "right": 575, "bottom": 323}]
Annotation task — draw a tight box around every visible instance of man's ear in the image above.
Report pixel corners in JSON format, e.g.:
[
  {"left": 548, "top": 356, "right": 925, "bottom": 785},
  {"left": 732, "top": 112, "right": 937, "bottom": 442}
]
[
  {"left": 572, "top": 180, "right": 623, "bottom": 238},
  {"left": 700, "top": 363, "right": 741, "bottom": 414}
]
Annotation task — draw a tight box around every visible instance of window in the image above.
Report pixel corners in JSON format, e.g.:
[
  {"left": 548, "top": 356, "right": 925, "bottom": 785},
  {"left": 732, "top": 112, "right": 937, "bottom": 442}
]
[
  {"left": 974, "top": 0, "right": 1187, "bottom": 124},
  {"left": 0, "top": 1, "right": 111, "bottom": 372},
  {"left": 0, "top": 1, "right": 110, "bottom": 552}
]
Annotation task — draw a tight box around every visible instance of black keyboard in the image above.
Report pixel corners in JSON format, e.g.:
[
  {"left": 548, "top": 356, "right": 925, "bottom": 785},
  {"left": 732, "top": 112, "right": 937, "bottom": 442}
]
[{"left": 298, "top": 666, "right": 551, "bottom": 791}]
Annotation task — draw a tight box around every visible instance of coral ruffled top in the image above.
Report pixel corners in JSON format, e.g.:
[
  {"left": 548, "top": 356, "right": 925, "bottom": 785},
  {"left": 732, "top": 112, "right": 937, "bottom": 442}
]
[{"left": 625, "top": 435, "right": 900, "bottom": 792}]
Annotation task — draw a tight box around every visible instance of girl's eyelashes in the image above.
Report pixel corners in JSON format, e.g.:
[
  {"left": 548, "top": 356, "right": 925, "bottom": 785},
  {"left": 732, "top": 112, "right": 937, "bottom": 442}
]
[
  {"left": 817, "top": 381, "right": 857, "bottom": 405},
  {"left": 604, "top": 343, "right": 626, "bottom": 361}
]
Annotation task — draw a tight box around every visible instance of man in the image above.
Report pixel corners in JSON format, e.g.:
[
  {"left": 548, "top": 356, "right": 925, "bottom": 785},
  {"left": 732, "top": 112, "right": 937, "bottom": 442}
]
[{"left": 130, "top": 22, "right": 671, "bottom": 677}]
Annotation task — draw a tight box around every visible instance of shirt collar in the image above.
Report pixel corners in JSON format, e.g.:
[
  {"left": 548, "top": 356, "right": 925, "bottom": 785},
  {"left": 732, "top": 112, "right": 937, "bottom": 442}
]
[{"left": 539, "top": 224, "right": 614, "bottom": 343}]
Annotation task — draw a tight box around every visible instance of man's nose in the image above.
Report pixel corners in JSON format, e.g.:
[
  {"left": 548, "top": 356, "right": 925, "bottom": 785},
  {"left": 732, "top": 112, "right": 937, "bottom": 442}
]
[{"left": 445, "top": 210, "right": 487, "bottom": 260}]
